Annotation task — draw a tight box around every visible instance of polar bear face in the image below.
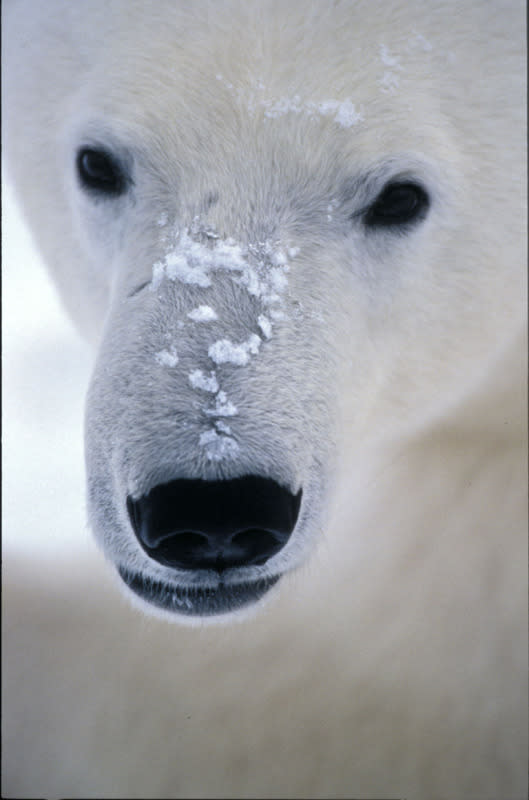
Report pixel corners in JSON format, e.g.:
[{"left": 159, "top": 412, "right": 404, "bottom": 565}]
[
  {"left": 4, "top": 1, "right": 524, "bottom": 621},
  {"left": 79, "top": 104, "right": 444, "bottom": 621}
]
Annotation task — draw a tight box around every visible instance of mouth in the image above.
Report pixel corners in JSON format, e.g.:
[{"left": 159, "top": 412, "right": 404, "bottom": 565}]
[{"left": 117, "top": 566, "right": 280, "bottom": 616}]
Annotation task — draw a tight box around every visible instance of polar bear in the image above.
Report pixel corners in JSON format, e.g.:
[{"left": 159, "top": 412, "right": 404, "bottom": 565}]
[{"left": 3, "top": 0, "right": 527, "bottom": 797}]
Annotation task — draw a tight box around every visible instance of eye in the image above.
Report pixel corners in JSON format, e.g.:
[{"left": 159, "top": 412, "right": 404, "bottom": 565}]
[
  {"left": 76, "top": 147, "right": 127, "bottom": 196},
  {"left": 364, "top": 181, "right": 429, "bottom": 228}
]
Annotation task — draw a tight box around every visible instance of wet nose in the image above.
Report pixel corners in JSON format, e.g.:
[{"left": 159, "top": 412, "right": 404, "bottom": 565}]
[{"left": 126, "top": 476, "right": 302, "bottom": 572}]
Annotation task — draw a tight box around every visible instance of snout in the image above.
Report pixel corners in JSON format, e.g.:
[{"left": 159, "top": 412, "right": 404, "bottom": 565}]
[
  {"left": 119, "top": 476, "right": 302, "bottom": 617},
  {"left": 84, "top": 224, "right": 333, "bottom": 619}
]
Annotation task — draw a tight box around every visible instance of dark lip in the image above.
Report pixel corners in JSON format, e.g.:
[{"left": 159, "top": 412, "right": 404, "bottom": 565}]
[
  {"left": 127, "top": 280, "right": 151, "bottom": 298},
  {"left": 117, "top": 566, "right": 280, "bottom": 616}
]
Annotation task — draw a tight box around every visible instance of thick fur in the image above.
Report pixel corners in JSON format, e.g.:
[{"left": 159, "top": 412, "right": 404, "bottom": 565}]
[{"left": 2, "top": 1, "right": 527, "bottom": 797}]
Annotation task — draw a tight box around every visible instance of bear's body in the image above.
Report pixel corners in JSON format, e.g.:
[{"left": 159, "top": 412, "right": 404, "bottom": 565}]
[{"left": 3, "top": 1, "right": 527, "bottom": 797}]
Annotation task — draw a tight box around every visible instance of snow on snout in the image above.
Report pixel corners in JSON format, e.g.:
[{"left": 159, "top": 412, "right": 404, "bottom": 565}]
[
  {"left": 150, "top": 220, "right": 299, "bottom": 461},
  {"left": 189, "top": 369, "right": 219, "bottom": 393},
  {"left": 155, "top": 346, "right": 179, "bottom": 367},
  {"left": 150, "top": 223, "right": 292, "bottom": 316},
  {"left": 258, "top": 315, "right": 272, "bottom": 339},
  {"left": 204, "top": 391, "right": 238, "bottom": 417},
  {"left": 187, "top": 305, "right": 218, "bottom": 322},
  {"left": 208, "top": 334, "right": 261, "bottom": 366},
  {"left": 199, "top": 429, "right": 240, "bottom": 462},
  {"left": 151, "top": 229, "right": 246, "bottom": 290}
]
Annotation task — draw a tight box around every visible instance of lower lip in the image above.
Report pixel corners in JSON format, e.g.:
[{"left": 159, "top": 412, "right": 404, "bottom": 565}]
[{"left": 117, "top": 566, "right": 280, "bottom": 616}]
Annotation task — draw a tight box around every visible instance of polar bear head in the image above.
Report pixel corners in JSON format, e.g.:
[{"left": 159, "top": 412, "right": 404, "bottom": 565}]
[{"left": 4, "top": 0, "right": 524, "bottom": 621}]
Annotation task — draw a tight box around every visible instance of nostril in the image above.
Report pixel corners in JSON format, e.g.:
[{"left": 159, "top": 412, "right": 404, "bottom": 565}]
[
  {"left": 126, "top": 476, "right": 302, "bottom": 572},
  {"left": 154, "top": 532, "right": 210, "bottom": 569},
  {"left": 231, "top": 529, "right": 283, "bottom": 567}
]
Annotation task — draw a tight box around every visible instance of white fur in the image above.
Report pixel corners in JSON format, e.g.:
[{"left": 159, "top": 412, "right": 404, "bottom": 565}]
[{"left": 3, "top": 0, "right": 527, "bottom": 797}]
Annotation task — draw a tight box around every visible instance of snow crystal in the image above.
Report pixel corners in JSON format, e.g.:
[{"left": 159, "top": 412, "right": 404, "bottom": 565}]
[
  {"left": 379, "top": 44, "right": 403, "bottom": 93},
  {"left": 380, "top": 44, "right": 400, "bottom": 68},
  {"left": 187, "top": 305, "right": 218, "bottom": 322},
  {"left": 380, "top": 72, "right": 400, "bottom": 92},
  {"left": 152, "top": 224, "right": 292, "bottom": 315},
  {"left": 263, "top": 95, "right": 363, "bottom": 128},
  {"left": 264, "top": 95, "right": 304, "bottom": 119},
  {"left": 236, "top": 265, "right": 261, "bottom": 296},
  {"left": 208, "top": 334, "right": 261, "bottom": 366},
  {"left": 204, "top": 390, "right": 238, "bottom": 417},
  {"left": 315, "top": 99, "right": 364, "bottom": 128},
  {"left": 234, "top": 243, "right": 291, "bottom": 306},
  {"left": 257, "top": 315, "right": 272, "bottom": 339},
  {"left": 199, "top": 429, "right": 218, "bottom": 446},
  {"left": 215, "top": 420, "right": 232, "bottom": 435},
  {"left": 157, "top": 212, "right": 169, "bottom": 227},
  {"left": 155, "top": 347, "right": 179, "bottom": 367},
  {"left": 333, "top": 99, "right": 364, "bottom": 128},
  {"left": 151, "top": 225, "right": 294, "bottom": 381},
  {"left": 271, "top": 249, "right": 287, "bottom": 266},
  {"left": 163, "top": 250, "right": 211, "bottom": 288},
  {"left": 210, "top": 237, "right": 247, "bottom": 268},
  {"left": 188, "top": 369, "right": 219, "bottom": 393},
  {"left": 151, "top": 229, "right": 246, "bottom": 291},
  {"left": 269, "top": 267, "right": 288, "bottom": 293},
  {"left": 409, "top": 32, "right": 432, "bottom": 52},
  {"left": 199, "top": 429, "right": 240, "bottom": 462},
  {"left": 151, "top": 261, "right": 166, "bottom": 290},
  {"left": 214, "top": 71, "right": 364, "bottom": 129}
]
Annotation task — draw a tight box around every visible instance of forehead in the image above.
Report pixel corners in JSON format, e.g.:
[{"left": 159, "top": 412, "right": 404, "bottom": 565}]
[
  {"left": 58, "top": 0, "right": 481, "bottom": 223},
  {"left": 75, "top": 1, "right": 456, "bottom": 155}
]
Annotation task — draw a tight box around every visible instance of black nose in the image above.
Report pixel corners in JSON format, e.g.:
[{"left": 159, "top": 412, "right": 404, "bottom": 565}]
[{"left": 126, "top": 476, "right": 302, "bottom": 572}]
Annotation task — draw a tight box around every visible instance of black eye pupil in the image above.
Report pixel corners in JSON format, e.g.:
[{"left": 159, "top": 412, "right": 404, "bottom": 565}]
[
  {"left": 366, "top": 182, "right": 429, "bottom": 228},
  {"left": 77, "top": 148, "right": 125, "bottom": 195}
]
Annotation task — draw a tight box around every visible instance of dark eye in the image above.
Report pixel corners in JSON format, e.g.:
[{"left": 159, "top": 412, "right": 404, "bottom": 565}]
[
  {"left": 365, "top": 181, "right": 429, "bottom": 228},
  {"left": 76, "top": 147, "right": 127, "bottom": 196}
]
